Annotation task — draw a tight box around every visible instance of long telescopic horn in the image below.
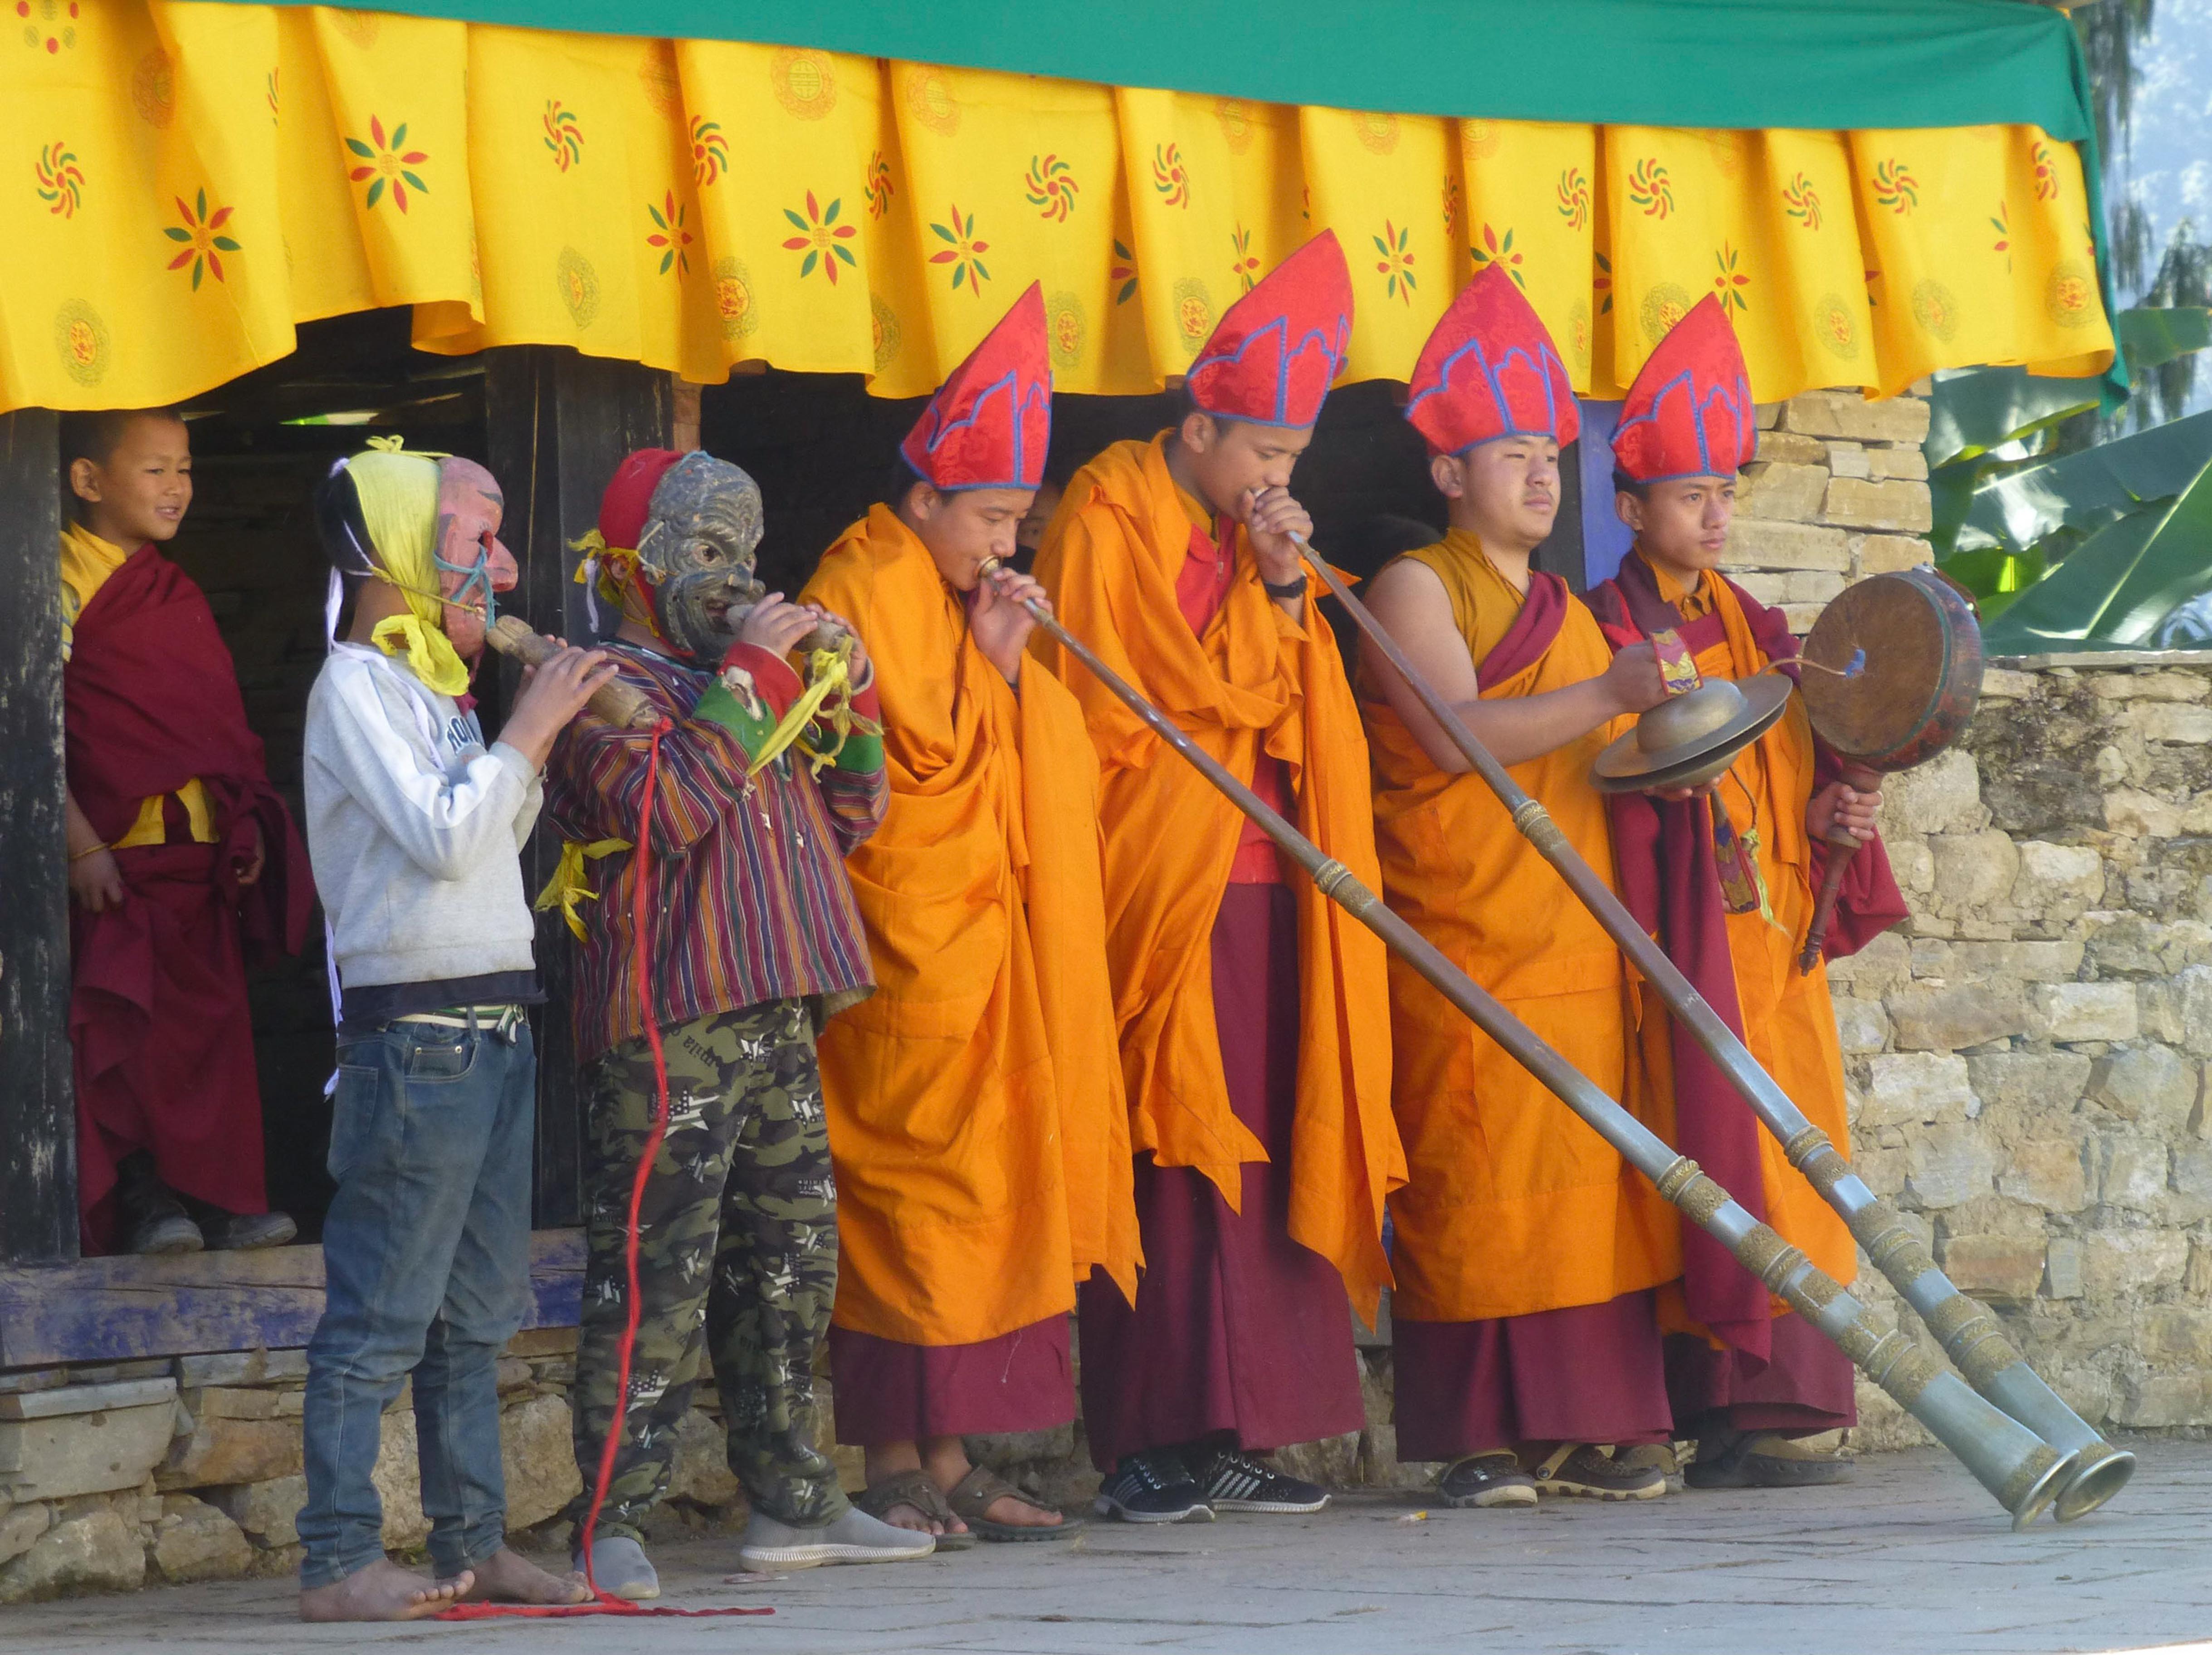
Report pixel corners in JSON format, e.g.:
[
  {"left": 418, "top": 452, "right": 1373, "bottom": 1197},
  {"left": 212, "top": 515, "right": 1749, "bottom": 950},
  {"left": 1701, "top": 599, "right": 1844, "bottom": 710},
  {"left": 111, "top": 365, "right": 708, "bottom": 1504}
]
[
  {"left": 988, "top": 560, "right": 2073, "bottom": 1531},
  {"left": 1294, "top": 535, "right": 2130, "bottom": 1523}
]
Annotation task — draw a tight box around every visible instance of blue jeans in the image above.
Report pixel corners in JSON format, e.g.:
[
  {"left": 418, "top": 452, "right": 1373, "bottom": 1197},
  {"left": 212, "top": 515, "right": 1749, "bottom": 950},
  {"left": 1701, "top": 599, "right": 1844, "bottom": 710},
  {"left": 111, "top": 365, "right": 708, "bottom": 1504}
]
[{"left": 298, "top": 1015, "right": 537, "bottom": 1588}]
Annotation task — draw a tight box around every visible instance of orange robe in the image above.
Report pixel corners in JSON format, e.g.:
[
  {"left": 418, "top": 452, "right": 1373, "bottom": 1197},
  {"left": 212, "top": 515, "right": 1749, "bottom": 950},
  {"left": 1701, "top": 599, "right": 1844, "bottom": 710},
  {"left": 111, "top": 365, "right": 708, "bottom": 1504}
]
[
  {"left": 1360, "top": 534, "right": 1679, "bottom": 1327},
  {"left": 1591, "top": 552, "right": 1897, "bottom": 1430},
  {"left": 1030, "top": 436, "right": 1403, "bottom": 1320},
  {"left": 806, "top": 508, "right": 1138, "bottom": 1375}
]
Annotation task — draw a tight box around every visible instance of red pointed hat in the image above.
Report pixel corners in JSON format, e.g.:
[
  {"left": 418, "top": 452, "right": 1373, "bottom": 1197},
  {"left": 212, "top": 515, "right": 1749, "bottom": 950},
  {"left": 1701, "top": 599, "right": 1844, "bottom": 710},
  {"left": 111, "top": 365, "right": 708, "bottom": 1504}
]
[
  {"left": 1611, "top": 294, "right": 1757, "bottom": 483},
  {"left": 1185, "top": 231, "right": 1352, "bottom": 428},
  {"left": 901, "top": 283, "right": 1052, "bottom": 491},
  {"left": 1403, "top": 264, "right": 1579, "bottom": 456}
]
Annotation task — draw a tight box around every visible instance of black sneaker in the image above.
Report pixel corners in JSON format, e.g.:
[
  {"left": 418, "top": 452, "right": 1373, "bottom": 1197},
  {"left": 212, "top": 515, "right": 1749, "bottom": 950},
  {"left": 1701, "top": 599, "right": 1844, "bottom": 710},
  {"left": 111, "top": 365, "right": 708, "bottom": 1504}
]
[
  {"left": 1186, "top": 1447, "right": 1328, "bottom": 1514},
  {"left": 1094, "top": 1451, "right": 1213, "bottom": 1523}
]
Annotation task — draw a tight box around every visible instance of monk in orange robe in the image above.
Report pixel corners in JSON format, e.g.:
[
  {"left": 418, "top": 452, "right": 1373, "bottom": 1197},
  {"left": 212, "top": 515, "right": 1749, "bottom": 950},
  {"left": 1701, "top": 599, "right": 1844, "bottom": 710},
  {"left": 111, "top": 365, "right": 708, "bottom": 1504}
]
[
  {"left": 1032, "top": 233, "right": 1402, "bottom": 1524},
  {"left": 1587, "top": 297, "right": 1907, "bottom": 1489},
  {"left": 1357, "top": 268, "right": 1678, "bottom": 1509},
  {"left": 807, "top": 288, "right": 1138, "bottom": 1546}
]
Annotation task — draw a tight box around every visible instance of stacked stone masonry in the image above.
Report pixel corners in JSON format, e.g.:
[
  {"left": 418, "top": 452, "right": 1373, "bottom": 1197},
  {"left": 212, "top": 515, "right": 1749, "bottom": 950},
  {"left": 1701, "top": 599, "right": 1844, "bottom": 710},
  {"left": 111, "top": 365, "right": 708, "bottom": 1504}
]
[{"left": 15, "top": 385, "right": 2207, "bottom": 1600}]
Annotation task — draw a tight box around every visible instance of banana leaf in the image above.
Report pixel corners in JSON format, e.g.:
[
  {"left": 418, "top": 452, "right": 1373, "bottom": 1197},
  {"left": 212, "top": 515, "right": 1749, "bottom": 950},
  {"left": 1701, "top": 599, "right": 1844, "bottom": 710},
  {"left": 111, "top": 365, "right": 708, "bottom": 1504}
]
[
  {"left": 1958, "top": 407, "right": 2212, "bottom": 554},
  {"left": 1936, "top": 544, "right": 2046, "bottom": 622},
  {"left": 1979, "top": 455, "right": 2212, "bottom": 653},
  {"left": 1923, "top": 308, "right": 2212, "bottom": 471}
]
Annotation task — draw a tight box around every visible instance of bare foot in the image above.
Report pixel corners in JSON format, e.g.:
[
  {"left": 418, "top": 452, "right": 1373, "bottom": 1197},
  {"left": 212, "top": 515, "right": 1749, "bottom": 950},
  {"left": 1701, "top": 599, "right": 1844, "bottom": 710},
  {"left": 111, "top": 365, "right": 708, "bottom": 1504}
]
[
  {"left": 445, "top": 1547, "right": 591, "bottom": 1605},
  {"left": 979, "top": 1491, "right": 1063, "bottom": 1528},
  {"left": 300, "top": 1557, "right": 473, "bottom": 1621},
  {"left": 878, "top": 1500, "right": 959, "bottom": 1537}
]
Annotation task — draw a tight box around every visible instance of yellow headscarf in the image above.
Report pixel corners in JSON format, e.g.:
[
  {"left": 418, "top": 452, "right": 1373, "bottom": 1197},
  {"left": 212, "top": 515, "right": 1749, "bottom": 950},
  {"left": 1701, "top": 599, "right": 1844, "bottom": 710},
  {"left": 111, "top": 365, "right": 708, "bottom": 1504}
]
[{"left": 348, "top": 437, "right": 470, "bottom": 697}]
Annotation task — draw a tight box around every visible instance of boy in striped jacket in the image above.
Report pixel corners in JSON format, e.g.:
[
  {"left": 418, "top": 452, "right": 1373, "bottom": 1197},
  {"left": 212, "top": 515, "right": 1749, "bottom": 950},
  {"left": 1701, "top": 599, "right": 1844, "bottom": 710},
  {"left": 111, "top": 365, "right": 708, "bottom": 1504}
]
[{"left": 543, "top": 449, "right": 926, "bottom": 1593}]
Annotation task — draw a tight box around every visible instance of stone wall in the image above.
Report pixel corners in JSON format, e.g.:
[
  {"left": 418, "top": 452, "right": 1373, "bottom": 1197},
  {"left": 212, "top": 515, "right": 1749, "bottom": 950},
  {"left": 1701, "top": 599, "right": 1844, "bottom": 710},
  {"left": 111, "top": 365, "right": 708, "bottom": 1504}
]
[{"left": 1831, "top": 655, "right": 2212, "bottom": 1446}]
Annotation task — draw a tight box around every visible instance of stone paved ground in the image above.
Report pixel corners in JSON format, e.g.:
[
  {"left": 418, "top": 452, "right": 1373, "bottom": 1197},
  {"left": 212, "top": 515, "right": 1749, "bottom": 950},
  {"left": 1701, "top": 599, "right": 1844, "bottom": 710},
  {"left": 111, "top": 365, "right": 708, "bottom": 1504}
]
[{"left": 5, "top": 1444, "right": 2211, "bottom": 1655}]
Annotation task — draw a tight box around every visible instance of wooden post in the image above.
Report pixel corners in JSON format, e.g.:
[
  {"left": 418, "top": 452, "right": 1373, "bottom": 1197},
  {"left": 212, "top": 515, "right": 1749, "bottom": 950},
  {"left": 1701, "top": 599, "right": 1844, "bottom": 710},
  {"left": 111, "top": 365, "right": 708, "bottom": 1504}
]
[
  {"left": 0, "top": 408, "right": 76, "bottom": 1263},
  {"left": 483, "top": 350, "right": 671, "bottom": 1229}
]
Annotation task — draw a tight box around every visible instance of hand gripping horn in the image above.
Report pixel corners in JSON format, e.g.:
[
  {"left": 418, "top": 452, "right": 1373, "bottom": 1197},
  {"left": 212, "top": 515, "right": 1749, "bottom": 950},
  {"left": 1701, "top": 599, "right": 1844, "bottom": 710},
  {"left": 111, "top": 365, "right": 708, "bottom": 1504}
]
[
  {"left": 1292, "top": 535, "right": 2129, "bottom": 1523},
  {"left": 982, "top": 559, "right": 2073, "bottom": 1531}
]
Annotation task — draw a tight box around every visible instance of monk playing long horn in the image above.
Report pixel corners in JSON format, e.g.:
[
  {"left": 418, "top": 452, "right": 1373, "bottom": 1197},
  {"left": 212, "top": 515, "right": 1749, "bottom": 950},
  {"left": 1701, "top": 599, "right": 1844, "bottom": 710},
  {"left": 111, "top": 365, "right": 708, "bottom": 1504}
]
[
  {"left": 1033, "top": 231, "right": 1403, "bottom": 1525},
  {"left": 803, "top": 285, "right": 1139, "bottom": 1547},
  {"left": 1355, "top": 265, "right": 1679, "bottom": 1508},
  {"left": 1585, "top": 295, "right": 1908, "bottom": 1489}
]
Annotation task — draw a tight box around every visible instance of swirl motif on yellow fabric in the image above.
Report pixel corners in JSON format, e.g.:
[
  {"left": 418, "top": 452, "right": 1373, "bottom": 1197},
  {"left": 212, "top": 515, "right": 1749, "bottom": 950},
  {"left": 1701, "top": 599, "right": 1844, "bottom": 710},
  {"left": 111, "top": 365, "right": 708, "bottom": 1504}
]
[
  {"left": 1557, "top": 166, "right": 1590, "bottom": 230},
  {"left": 36, "top": 141, "right": 82, "bottom": 216},
  {"left": 1872, "top": 157, "right": 1918, "bottom": 213},
  {"left": 1567, "top": 297, "right": 1592, "bottom": 372},
  {"left": 542, "top": 100, "right": 582, "bottom": 171},
  {"left": 2032, "top": 142, "right": 2060, "bottom": 201},
  {"left": 345, "top": 116, "right": 427, "bottom": 213},
  {"left": 1151, "top": 142, "right": 1189, "bottom": 207},
  {"left": 1023, "top": 153, "right": 1077, "bottom": 221},
  {"left": 1441, "top": 175, "right": 1460, "bottom": 240},
  {"left": 647, "top": 192, "right": 693, "bottom": 278},
  {"left": 164, "top": 189, "right": 238, "bottom": 290},
  {"left": 1629, "top": 157, "right": 1674, "bottom": 218},
  {"left": 863, "top": 149, "right": 892, "bottom": 217},
  {"left": 690, "top": 118, "right": 728, "bottom": 184},
  {"left": 1782, "top": 171, "right": 1822, "bottom": 230}
]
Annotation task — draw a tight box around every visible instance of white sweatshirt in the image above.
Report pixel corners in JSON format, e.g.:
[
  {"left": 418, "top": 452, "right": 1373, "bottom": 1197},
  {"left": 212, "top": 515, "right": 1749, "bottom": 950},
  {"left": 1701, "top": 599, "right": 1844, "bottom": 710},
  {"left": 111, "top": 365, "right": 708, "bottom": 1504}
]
[{"left": 303, "top": 644, "right": 542, "bottom": 991}]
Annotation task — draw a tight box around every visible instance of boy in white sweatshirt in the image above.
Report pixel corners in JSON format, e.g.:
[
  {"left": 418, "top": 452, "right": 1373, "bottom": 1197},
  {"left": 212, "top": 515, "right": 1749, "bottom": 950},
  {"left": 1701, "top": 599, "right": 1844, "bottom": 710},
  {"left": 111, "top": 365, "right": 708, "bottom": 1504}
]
[{"left": 297, "top": 446, "right": 614, "bottom": 1621}]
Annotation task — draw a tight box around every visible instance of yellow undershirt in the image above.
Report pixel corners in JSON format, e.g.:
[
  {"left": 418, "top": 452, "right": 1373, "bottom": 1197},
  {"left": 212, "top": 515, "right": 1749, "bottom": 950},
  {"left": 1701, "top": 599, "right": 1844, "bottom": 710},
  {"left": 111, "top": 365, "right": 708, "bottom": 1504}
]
[
  {"left": 59, "top": 524, "right": 214, "bottom": 848},
  {"left": 1641, "top": 547, "right": 1718, "bottom": 621}
]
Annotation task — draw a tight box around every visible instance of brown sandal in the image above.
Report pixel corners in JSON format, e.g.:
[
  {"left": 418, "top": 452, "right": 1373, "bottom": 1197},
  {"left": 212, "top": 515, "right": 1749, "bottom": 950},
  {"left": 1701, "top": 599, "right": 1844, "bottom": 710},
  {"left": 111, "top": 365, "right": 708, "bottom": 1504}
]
[
  {"left": 945, "top": 1465, "right": 1085, "bottom": 1543},
  {"left": 854, "top": 1468, "right": 977, "bottom": 1550}
]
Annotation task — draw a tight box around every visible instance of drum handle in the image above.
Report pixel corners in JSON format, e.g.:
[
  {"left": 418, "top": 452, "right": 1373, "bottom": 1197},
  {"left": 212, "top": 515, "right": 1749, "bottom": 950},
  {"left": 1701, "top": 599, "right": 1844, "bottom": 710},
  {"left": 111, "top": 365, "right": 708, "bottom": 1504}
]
[{"left": 1796, "top": 761, "right": 1883, "bottom": 974}]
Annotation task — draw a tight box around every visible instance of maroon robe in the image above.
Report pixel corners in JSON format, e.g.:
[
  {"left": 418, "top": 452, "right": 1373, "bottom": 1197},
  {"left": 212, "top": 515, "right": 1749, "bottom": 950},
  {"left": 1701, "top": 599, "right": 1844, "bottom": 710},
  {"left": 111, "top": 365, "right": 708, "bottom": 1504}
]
[
  {"left": 1588, "top": 555, "right": 1905, "bottom": 1431},
  {"left": 829, "top": 1316, "right": 1073, "bottom": 1444},
  {"left": 65, "top": 544, "right": 312, "bottom": 1251}
]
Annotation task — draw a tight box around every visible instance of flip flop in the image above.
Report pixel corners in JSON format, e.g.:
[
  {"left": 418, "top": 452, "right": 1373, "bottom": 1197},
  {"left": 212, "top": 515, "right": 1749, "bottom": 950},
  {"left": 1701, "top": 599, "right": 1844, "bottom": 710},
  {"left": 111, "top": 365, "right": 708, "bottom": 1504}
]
[
  {"left": 946, "top": 1466, "right": 1086, "bottom": 1543},
  {"left": 854, "top": 1468, "right": 978, "bottom": 1551}
]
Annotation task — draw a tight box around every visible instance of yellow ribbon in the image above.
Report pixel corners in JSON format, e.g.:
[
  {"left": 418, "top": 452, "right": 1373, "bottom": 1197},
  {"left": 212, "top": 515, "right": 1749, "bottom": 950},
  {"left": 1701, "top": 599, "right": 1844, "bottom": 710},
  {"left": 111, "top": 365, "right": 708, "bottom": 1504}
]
[
  {"left": 370, "top": 613, "right": 471, "bottom": 697},
  {"left": 532, "top": 837, "right": 632, "bottom": 940},
  {"left": 767, "top": 639, "right": 884, "bottom": 776}
]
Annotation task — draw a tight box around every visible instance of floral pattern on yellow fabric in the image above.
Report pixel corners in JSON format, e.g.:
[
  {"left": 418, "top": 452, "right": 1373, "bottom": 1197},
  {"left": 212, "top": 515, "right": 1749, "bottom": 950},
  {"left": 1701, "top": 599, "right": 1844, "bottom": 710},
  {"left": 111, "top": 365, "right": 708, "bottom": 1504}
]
[
  {"left": 1151, "top": 142, "right": 1189, "bottom": 207},
  {"left": 691, "top": 117, "right": 728, "bottom": 184},
  {"left": 1471, "top": 222, "right": 1523, "bottom": 288},
  {"left": 1556, "top": 166, "right": 1589, "bottom": 230},
  {"left": 1872, "top": 157, "right": 1918, "bottom": 213},
  {"left": 542, "top": 100, "right": 581, "bottom": 171},
  {"left": 1782, "top": 171, "right": 1821, "bottom": 230},
  {"left": 163, "top": 188, "right": 237, "bottom": 289},
  {"left": 927, "top": 201, "right": 988, "bottom": 293},
  {"left": 1024, "top": 153, "right": 1077, "bottom": 221},
  {"left": 36, "top": 141, "right": 82, "bottom": 216},
  {"left": 1629, "top": 157, "right": 1673, "bottom": 218},
  {"left": 345, "top": 115, "right": 426, "bottom": 212},
  {"left": 648, "top": 191, "right": 693, "bottom": 277}
]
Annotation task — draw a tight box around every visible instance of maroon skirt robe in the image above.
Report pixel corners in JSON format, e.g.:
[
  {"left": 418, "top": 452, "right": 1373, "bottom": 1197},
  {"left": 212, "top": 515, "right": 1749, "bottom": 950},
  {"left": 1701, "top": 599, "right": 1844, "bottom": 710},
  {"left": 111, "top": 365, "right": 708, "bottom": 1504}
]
[
  {"left": 829, "top": 1315, "right": 1074, "bottom": 1444},
  {"left": 1075, "top": 884, "right": 1367, "bottom": 1471}
]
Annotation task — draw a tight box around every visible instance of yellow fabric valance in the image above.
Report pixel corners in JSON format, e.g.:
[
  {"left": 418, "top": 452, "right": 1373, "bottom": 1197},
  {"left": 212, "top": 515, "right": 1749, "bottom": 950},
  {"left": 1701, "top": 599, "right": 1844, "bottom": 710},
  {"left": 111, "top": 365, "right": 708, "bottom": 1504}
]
[{"left": 6, "top": 2, "right": 2113, "bottom": 417}]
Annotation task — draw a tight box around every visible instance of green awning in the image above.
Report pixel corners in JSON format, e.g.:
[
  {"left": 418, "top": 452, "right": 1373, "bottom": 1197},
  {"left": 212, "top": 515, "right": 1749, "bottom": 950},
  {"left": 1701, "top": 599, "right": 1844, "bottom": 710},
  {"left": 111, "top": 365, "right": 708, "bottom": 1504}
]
[{"left": 244, "top": 0, "right": 2096, "bottom": 138}]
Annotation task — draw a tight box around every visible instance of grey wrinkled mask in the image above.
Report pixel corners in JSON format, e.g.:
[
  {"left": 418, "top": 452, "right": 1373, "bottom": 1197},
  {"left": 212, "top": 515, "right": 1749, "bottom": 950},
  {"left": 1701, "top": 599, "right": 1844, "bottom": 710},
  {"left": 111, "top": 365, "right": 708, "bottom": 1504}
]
[{"left": 635, "top": 453, "right": 768, "bottom": 661}]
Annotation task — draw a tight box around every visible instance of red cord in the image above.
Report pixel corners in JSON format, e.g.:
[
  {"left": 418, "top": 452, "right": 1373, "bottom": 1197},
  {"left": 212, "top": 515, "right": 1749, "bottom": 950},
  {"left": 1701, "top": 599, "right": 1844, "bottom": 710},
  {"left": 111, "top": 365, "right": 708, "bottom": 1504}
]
[{"left": 440, "top": 717, "right": 765, "bottom": 1621}]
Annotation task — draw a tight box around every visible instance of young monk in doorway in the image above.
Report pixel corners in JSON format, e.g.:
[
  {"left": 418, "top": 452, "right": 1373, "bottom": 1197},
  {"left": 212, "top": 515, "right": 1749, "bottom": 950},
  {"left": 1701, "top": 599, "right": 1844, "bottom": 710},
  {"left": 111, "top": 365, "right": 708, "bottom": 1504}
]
[
  {"left": 1586, "top": 296, "right": 1907, "bottom": 1489},
  {"left": 59, "top": 408, "right": 312, "bottom": 1256},
  {"left": 1034, "top": 233, "right": 1402, "bottom": 1524},
  {"left": 805, "top": 285, "right": 1138, "bottom": 1547},
  {"left": 1356, "top": 267, "right": 1680, "bottom": 1509}
]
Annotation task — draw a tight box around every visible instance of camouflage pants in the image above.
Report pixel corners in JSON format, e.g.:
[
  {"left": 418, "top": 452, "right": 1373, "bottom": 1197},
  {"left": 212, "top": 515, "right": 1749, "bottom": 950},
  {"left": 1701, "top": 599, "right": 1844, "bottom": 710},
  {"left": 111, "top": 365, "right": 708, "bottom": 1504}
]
[{"left": 565, "top": 999, "right": 847, "bottom": 1536}]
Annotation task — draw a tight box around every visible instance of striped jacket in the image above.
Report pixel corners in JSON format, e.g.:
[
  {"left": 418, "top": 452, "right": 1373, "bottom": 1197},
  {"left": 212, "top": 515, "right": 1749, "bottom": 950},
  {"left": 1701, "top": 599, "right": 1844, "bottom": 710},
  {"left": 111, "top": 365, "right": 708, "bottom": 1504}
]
[{"left": 545, "top": 641, "right": 886, "bottom": 1064}]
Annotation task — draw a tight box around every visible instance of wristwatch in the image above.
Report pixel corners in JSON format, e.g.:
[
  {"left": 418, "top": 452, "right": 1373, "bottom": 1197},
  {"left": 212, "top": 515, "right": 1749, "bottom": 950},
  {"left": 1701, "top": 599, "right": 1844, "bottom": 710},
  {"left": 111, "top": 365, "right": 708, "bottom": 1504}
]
[{"left": 1263, "top": 573, "right": 1309, "bottom": 600}]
